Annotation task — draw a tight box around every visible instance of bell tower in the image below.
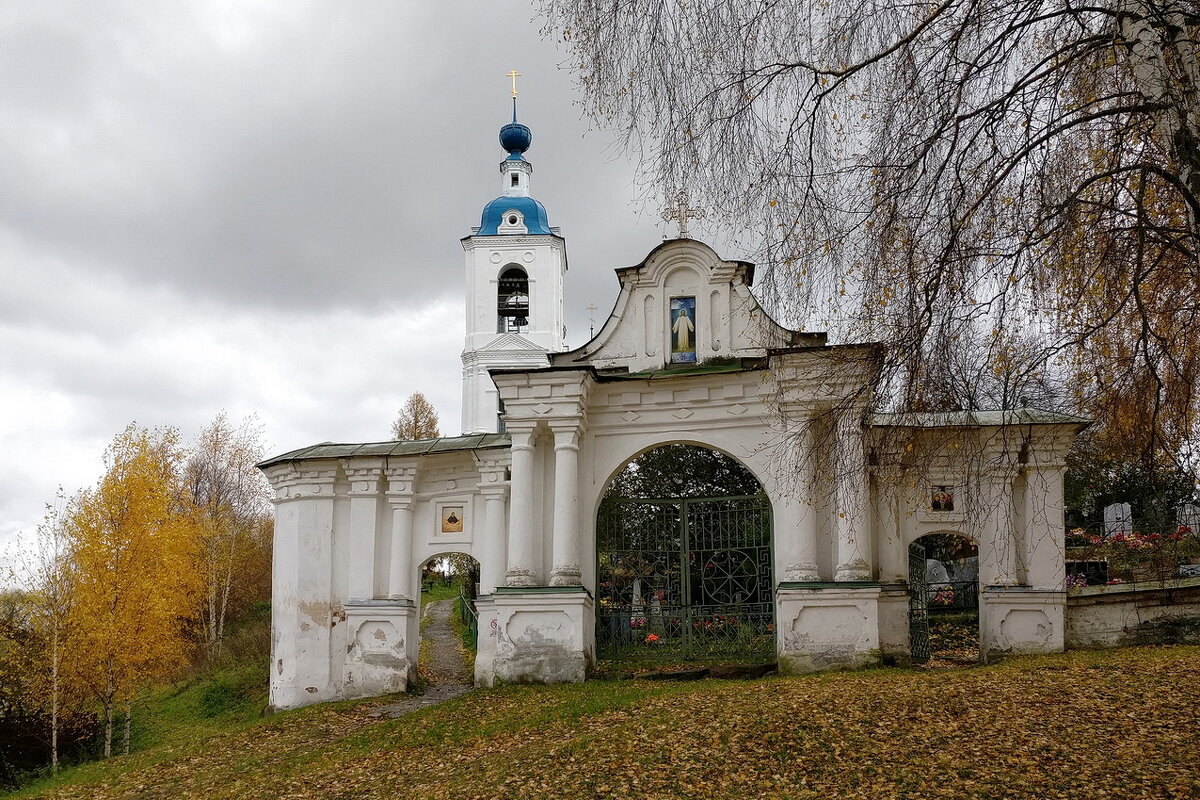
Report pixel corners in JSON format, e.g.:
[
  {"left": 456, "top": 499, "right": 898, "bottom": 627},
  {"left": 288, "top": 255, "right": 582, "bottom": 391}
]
[{"left": 460, "top": 82, "right": 568, "bottom": 434}]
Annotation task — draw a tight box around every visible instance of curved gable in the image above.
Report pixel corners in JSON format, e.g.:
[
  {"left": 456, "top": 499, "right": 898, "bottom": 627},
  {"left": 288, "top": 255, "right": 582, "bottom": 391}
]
[{"left": 553, "top": 238, "right": 814, "bottom": 373}]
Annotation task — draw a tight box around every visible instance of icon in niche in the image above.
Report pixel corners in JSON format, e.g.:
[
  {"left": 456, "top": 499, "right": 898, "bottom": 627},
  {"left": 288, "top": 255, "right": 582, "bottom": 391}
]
[
  {"left": 441, "top": 506, "right": 464, "bottom": 533},
  {"left": 931, "top": 486, "right": 954, "bottom": 512}
]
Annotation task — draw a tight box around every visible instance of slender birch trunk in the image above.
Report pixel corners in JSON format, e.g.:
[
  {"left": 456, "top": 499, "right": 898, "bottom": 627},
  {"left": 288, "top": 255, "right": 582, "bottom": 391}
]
[
  {"left": 123, "top": 701, "right": 132, "bottom": 755},
  {"left": 50, "top": 624, "right": 60, "bottom": 774}
]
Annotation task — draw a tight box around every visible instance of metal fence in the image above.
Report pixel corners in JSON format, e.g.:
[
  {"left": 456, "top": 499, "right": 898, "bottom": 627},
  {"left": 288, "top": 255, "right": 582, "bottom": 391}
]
[
  {"left": 458, "top": 589, "right": 478, "bottom": 649},
  {"left": 925, "top": 580, "right": 978, "bottom": 614}
]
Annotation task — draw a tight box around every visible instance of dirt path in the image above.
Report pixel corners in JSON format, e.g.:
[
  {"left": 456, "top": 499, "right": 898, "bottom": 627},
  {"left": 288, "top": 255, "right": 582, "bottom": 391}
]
[
  {"left": 367, "top": 598, "right": 473, "bottom": 720},
  {"left": 419, "top": 597, "right": 474, "bottom": 686}
]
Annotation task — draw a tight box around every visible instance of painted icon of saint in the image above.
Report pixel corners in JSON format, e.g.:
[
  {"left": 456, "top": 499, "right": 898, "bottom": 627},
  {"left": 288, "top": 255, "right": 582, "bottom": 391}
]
[
  {"left": 672, "top": 307, "right": 694, "bottom": 350},
  {"left": 669, "top": 296, "right": 697, "bottom": 363}
]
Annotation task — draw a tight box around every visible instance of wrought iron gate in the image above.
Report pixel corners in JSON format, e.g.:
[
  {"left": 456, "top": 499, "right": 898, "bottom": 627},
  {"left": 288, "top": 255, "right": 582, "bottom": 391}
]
[
  {"left": 596, "top": 495, "right": 774, "bottom": 661},
  {"left": 908, "top": 541, "right": 931, "bottom": 663}
]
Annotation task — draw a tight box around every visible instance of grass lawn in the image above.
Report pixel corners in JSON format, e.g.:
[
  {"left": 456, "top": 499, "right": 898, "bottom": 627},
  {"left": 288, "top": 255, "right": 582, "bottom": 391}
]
[{"left": 8, "top": 645, "right": 1199, "bottom": 799}]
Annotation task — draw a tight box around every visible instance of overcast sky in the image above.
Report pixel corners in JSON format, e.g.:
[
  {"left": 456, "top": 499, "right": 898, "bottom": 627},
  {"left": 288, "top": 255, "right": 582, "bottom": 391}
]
[{"left": 0, "top": 1, "right": 745, "bottom": 567}]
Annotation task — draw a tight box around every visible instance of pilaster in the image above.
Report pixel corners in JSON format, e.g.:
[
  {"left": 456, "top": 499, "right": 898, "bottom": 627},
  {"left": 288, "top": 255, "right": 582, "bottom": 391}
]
[
  {"left": 344, "top": 460, "right": 385, "bottom": 603},
  {"left": 477, "top": 456, "right": 510, "bottom": 595},
  {"left": 978, "top": 465, "right": 1018, "bottom": 588},
  {"left": 263, "top": 462, "right": 340, "bottom": 710},
  {"left": 777, "top": 421, "right": 819, "bottom": 582},
  {"left": 834, "top": 409, "right": 872, "bottom": 581},
  {"left": 1021, "top": 461, "right": 1067, "bottom": 590},
  {"left": 549, "top": 423, "right": 583, "bottom": 586},
  {"left": 872, "top": 465, "right": 907, "bottom": 584},
  {"left": 505, "top": 424, "right": 539, "bottom": 587},
  {"left": 384, "top": 462, "right": 419, "bottom": 601}
]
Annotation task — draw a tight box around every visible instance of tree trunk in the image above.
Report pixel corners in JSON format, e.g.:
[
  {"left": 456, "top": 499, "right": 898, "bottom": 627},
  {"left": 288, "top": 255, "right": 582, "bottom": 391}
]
[
  {"left": 123, "top": 701, "right": 132, "bottom": 755},
  {"left": 50, "top": 625, "right": 59, "bottom": 774},
  {"left": 1119, "top": 0, "right": 1200, "bottom": 232},
  {"left": 104, "top": 704, "right": 113, "bottom": 759},
  {"left": 207, "top": 566, "right": 219, "bottom": 645},
  {"left": 217, "top": 549, "right": 234, "bottom": 644},
  {"left": 103, "top": 669, "right": 114, "bottom": 759}
]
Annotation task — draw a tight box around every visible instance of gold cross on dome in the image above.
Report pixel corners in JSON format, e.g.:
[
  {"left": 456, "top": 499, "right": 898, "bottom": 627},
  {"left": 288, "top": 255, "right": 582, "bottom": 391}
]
[
  {"left": 506, "top": 69, "right": 523, "bottom": 98},
  {"left": 661, "top": 191, "right": 706, "bottom": 238}
]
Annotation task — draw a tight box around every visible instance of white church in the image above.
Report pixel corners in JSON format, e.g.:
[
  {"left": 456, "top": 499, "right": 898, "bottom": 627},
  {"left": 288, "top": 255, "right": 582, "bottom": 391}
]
[{"left": 259, "top": 95, "right": 1087, "bottom": 710}]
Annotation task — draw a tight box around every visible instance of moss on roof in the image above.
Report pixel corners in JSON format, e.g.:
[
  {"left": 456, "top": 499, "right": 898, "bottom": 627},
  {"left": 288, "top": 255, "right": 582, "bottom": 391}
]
[{"left": 258, "top": 433, "right": 511, "bottom": 469}]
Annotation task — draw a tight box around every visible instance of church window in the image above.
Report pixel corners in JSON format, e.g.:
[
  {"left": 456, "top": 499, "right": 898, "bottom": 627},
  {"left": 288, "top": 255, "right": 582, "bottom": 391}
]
[
  {"left": 497, "top": 266, "right": 530, "bottom": 333},
  {"left": 507, "top": 214, "right": 519, "bottom": 225},
  {"left": 511, "top": 174, "right": 519, "bottom": 188}
]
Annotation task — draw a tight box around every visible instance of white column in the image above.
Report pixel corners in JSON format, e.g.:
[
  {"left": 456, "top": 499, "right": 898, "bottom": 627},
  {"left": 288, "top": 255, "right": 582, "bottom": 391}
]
[
  {"left": 835, "top": 410, "right": 872, "bottom": 581},
  {"left": 505, "top": 426, "right": 539, "bottom": 586},
  {"left": 549, "top": 424, "right": 582, "bottom": 586},
  {"left": 978, "top": 466, "right": 1017, "bottom": 587},
  {"left": 874, "top": 467, "right": 906, "bottom": 584},
  {"left": 346, "top": 467, "right": 382, "bottom": 602},
  {"left": 478, "top": 459, "right": 510, "bottom": 594},
  {"left": 384, "top": 464, "right": 417, "bottom": 601},
  {"left": 1024, "top": 465, "right": 1065, "bottom": 589},
  {"left": 386, "top": 499, "right": 414, "bottom": 600},
  {"left": 781, "top": 422, "right": 819, "bottom": 581},
  {"left": 263, "top": 464, "right": 338, "bottom": 708}
]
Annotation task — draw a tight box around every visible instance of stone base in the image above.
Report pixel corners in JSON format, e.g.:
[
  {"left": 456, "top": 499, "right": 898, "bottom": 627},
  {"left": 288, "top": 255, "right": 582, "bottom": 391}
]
[
  {"left": 341, "top": 599, "right": 417, "bottom": 700},
  {"left": 980, "top": 586, "right": 1065, "bottom": 662},
  {"left": 489, "top": 587, "right": 593, "bottom": 685},
  {"left": 473, "top": 595, "right": 499, "bottom": 688},
  {"left": 876, "top": 584, "right": 911, "bottom": 664},
  {"left": 776, "top": 584, "right": 882, "bottom": 673}
]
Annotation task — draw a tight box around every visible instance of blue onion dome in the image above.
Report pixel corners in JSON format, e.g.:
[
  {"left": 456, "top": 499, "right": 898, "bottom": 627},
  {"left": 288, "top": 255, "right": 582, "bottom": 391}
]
[
  {"left": 499, "top": 121, "right": 532, "bottom": 156},
  {"left": 478, "top": 196, "right": 553, "bottom": 235}
]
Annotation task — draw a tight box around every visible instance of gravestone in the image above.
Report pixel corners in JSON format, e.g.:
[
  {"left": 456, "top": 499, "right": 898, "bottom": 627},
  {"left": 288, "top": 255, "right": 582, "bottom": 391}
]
[
  {"left": 1176, "top": 502, "right": 1200, "bottom": 535},
  {"left": 1103, "top": 502, "right": 1133, "bottom": 537}
]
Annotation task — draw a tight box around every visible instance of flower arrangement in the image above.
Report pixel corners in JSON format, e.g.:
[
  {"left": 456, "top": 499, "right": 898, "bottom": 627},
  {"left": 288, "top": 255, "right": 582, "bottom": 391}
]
[
  {"left": 644, "top": 633, "right": 660, "bottom": 645},
  {"left": 1065, "top": 573, "right": 1089, "bottom": 589},
  {"left": 932, "top": 587, "right": 956, "bottom": 605},
  {"left": 1065, "top": 523, "right": 1200, "bottom": 584}
]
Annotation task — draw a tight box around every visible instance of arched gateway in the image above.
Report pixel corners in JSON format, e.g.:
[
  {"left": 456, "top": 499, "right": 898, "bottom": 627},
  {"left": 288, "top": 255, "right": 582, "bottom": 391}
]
[
  {"left": 596, "top": 445, "right": 774, "bottom": 662},
  {"left": 257, "top": 97, "right": 1084, "bottom": 710}
]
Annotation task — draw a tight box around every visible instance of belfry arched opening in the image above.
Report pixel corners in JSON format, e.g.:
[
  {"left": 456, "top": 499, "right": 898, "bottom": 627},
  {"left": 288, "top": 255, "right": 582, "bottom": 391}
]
[{"left": 596, "top": 444, "right": 774, "bottom": 663}]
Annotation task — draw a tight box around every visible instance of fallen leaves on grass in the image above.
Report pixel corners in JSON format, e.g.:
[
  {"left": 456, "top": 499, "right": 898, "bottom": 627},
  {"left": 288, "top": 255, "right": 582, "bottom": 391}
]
[{"left": 23, "top": 646, "right": 1200, "bottom": 800}]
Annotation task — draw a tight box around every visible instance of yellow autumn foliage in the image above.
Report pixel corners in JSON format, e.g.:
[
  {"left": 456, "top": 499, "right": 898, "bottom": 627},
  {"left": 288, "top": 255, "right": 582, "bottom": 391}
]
[{"left": 63, "top": 424, "right": 203, "bottom": 756}]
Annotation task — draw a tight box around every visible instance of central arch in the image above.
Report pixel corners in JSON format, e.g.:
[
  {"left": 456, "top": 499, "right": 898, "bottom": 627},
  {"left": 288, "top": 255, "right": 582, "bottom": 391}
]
[{"left": 595, "top": 443, "right": 774, "bottom": 663}]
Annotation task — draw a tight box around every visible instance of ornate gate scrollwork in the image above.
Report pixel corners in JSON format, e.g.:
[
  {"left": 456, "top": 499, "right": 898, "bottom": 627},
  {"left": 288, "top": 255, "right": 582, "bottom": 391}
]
[
  {"left": 908, "top": 540, "right": 931, "bottom": 663},
  {"left": 597, "top": 495, "right": 774, "bottom": 661}
]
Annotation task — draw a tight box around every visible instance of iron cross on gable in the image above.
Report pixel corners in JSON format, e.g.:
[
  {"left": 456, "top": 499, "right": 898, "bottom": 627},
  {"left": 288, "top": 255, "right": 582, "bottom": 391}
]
[{"left": 662, "top": 191, "right": 706, "bottom": 238}]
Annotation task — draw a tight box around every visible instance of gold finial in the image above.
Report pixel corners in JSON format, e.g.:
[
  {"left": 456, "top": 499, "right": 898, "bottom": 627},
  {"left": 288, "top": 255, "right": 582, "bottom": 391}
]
[{"left": 506, "top": 69, "right": 523, "bottom": 98}]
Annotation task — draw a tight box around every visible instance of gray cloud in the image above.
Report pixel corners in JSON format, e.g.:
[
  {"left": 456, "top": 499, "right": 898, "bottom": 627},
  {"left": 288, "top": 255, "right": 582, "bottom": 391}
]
[{"left": 0, "top": 1, "right": 739, "bottom": 569}]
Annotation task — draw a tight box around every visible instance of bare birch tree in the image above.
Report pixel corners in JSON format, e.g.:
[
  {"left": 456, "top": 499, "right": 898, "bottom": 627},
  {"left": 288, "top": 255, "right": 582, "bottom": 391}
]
[
  {"left": 538, "top": 0, "right": 1200, "bottom": 464},
  {"left": 184, "top": 413, "right": 272, "bottom": 650},
  {"left": 23, "top": 493, "right": 77, "bottom": 775}
]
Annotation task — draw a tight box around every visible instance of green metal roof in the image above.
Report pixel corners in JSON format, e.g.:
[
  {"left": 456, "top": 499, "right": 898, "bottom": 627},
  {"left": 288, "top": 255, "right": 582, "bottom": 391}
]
[{"left": 258, "top": 433, "right": 511, "bottom": 469}]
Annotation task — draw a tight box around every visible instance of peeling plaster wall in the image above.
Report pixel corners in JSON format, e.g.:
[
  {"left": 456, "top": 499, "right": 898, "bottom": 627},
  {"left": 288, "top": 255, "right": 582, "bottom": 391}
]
[{"left": 1066, "top": 580, "right": 1200, "bottom": 648}]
